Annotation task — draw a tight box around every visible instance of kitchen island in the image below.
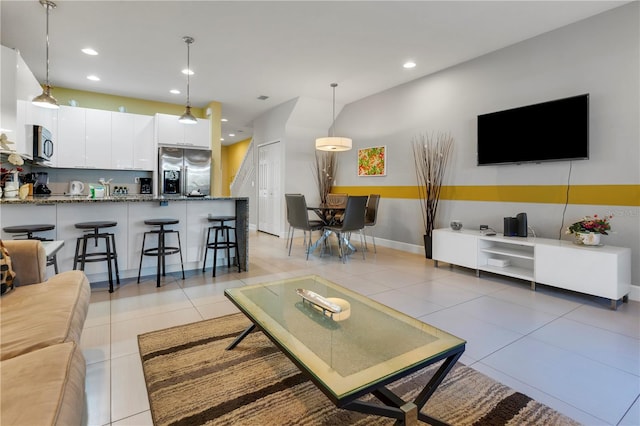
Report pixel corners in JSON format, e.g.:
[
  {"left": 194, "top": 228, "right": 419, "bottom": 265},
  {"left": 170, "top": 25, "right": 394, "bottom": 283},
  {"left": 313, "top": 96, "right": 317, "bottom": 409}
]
[{"left": 0, "top": 195, "right": 248, "bottom": 287}]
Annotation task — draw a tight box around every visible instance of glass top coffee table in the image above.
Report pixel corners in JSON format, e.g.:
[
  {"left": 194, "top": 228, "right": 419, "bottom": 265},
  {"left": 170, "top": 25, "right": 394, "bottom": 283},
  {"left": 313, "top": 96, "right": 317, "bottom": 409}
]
[{"left": 225, "top": 275, "right": 465, "bottom": 425}]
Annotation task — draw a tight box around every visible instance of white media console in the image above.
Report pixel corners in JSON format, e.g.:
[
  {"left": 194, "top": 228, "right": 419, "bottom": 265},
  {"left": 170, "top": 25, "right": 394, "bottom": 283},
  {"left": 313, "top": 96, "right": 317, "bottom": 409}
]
[{"left": 433, "top": 228, "right": 631, "bottom": 310}]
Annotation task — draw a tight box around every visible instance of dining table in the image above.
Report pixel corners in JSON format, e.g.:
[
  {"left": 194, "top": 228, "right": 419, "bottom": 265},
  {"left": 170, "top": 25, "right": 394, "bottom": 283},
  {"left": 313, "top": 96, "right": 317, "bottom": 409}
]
[{"left": 306, "top": 205, "right": 356, "bottom": 255}]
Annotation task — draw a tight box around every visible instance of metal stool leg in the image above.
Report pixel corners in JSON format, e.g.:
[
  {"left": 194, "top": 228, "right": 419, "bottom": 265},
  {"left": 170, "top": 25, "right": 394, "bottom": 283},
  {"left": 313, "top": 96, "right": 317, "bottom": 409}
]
[
  {"left": 137, "top": 232, "right": 148, "bottom": 283},
  {"left": 176, "top": 230, "right": 185, "bottom": 280},
  {"left": 202, "top": 227, "right": 212, "bottom": 273}
]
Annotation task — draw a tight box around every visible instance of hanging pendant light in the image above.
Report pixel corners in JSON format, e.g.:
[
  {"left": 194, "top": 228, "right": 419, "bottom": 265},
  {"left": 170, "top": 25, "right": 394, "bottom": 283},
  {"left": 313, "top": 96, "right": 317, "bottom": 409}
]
[
  {"left": 315, "top": 83, "right": 352, "bottom": 151},
  {"left": 178, "top": 36, "right": 197, "bottom": 124},
  {"left": 32, "top": 0, "right": 59, "bottom": 109}
]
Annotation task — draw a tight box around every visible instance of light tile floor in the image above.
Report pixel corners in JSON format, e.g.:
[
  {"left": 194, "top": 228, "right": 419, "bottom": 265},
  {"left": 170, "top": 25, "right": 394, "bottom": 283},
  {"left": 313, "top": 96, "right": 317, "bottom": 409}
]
[{"left": 81, "top": 231, "right": 640, "bottom": 426}]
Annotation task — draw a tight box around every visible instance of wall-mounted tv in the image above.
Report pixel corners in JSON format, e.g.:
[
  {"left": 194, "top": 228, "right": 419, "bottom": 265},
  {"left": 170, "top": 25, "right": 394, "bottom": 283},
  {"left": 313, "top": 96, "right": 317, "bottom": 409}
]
[{"left": 477, "top": 94, "right": 589, "bottom": 166}]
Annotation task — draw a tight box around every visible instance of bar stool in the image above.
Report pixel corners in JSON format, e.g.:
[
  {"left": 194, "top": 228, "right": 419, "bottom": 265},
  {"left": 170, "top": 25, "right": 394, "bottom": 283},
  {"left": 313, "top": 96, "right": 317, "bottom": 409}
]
[
  {"left": 73, "top": 221, "right": 120, "bottom": 293},
  {"left": 202, "top": 216, "right": 241, "bottom": 277},
  {"left": 3, "top": 224, "right": 59, "bottom": 273},
  {"left": 138, "top": 219, "right": 185, "bottom": 287}
]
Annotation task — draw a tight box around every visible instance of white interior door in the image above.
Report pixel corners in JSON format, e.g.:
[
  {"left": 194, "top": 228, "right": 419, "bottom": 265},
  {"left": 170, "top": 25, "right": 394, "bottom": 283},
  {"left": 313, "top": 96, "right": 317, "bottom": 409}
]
[{"left": 258, "top": 142, "right": 282, "bottom": 236}]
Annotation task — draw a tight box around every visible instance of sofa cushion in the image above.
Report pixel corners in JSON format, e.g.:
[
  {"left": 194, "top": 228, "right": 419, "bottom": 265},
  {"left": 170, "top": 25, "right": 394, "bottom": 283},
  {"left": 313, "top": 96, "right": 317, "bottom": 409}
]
[
  {"left": 0, "top": 341, "right": 86, "bottom": 426},
  {"left": 0, "top": 240, "right": 16, "bottom": 295},
  {"left": 0, "top": 270, "right": 90, "bottom": 361}
]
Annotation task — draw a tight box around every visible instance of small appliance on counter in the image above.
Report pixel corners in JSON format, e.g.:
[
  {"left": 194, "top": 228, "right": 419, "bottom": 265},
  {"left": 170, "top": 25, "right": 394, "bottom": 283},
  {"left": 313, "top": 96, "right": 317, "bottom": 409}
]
[
  {"left": 69, "top": 180, "right": 85, "bottom": 195},
  {"left": 34, "top": 172, "right": 51, "bottom": 195},
  {"left": 503, "top": 212, "right": 528, "bottom": 237},
  {"left": 139, "top": 177, "right": 152, "bottom": 194},
  {"left": 29, "top": 125, "right": 54, "bottom": 166}
]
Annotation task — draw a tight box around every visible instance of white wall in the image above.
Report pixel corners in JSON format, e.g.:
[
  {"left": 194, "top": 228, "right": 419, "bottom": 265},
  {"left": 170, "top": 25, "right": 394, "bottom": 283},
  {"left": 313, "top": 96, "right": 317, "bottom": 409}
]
[{"left": 333, "top": 3, "right": 640, "bottom": 289}]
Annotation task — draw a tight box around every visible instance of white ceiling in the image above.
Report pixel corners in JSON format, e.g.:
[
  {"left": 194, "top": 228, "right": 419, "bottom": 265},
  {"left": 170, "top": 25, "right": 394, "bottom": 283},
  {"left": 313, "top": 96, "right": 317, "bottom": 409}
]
[{"left": 1, "top": 1, "right": 627, "bottom": 145}]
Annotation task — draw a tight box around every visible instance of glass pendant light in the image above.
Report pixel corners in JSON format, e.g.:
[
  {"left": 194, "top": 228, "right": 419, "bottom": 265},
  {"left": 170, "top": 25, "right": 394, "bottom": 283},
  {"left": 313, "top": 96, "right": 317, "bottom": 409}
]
[
  {"left": 315, "top": 83, "right": 352, "bottom": 151},
  {"left": 32, "top": 0, "right": 59, "bottom": 109},
  {"left": 178, "top": 36, "right": 197, "bottom": 124}
]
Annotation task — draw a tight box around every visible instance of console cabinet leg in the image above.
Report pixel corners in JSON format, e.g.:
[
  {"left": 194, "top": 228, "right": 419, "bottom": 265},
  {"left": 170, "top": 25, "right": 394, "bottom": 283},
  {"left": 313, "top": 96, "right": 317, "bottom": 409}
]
[
  {"left": 531, "top": 281, "right": 536, "bottom": 291},
  {"left": 623, "top": 295, "right": 629, "bottom": 303}
]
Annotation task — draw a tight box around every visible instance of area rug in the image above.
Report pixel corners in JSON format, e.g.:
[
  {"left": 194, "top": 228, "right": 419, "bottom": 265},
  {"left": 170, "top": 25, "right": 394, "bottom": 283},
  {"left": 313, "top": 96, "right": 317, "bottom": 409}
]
[{"left": 138, "top": 313, "right": 579, "bottom": 426}]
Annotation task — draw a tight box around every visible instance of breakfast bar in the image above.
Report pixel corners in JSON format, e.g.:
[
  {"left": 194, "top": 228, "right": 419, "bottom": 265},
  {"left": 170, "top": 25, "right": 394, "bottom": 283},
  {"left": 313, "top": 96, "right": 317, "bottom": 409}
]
[{"left": 0, "top": 196, "right": 248, "bottom": 286}]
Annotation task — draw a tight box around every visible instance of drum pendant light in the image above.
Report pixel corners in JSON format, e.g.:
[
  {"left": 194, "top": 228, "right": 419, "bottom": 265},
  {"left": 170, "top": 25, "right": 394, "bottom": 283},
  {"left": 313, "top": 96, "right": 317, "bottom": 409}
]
[
  {"left": 178, "top": 36, "right": 197, "bottom": 124},
  {"left": 32, "top": 0, "right": 59, "bottom": 109},
  {"left": 315, "top": 83, "right": 352, "bottom": 151}
]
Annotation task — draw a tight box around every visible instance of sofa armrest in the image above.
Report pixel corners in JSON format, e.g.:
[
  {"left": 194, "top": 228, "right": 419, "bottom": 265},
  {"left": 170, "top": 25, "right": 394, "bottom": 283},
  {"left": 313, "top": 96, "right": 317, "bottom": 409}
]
[{"left": 2, "top": 240, "right": 47, "bottom": 286}]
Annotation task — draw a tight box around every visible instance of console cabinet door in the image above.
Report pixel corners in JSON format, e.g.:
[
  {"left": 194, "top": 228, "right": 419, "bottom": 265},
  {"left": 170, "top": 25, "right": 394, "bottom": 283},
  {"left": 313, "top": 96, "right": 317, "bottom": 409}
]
[{"left": 432, "top": 229, "right": 478, "bottom": 269}]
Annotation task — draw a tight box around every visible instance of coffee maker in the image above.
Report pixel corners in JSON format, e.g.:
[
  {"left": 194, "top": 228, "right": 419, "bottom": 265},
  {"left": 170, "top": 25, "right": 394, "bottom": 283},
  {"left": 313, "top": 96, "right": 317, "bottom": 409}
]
[
  {"left": 34, "top": 172, "right": 51, "bottom": 195},
  {"left": 139, "top": 177, "right": 152, "bottom": 194}
]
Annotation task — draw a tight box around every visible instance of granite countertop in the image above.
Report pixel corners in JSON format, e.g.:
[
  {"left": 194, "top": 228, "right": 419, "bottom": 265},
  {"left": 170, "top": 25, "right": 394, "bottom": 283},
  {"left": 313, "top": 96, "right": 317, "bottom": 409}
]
[{"left": 0, "top": 195, "right": 247, "bottom": 204}]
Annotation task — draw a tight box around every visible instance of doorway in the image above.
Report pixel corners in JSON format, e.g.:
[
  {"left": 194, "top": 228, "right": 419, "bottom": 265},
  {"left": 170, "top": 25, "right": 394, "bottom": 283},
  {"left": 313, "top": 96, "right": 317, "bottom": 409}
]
[{"left": 257, "top": 141, "right": 282, "bottom": 236}]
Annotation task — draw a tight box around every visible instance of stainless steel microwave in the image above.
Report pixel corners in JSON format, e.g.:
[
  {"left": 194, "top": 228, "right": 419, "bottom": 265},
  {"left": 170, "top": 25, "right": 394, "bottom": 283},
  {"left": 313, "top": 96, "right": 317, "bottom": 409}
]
[{"left": 30, "top": 125, "right": 54, "bottom": 165}]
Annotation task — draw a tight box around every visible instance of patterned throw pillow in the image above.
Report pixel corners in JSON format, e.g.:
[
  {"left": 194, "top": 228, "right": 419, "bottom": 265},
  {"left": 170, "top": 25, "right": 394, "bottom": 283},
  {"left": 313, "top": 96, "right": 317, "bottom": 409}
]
[{"left": 0, "top": 240, "right": 16, "bottom": 295}]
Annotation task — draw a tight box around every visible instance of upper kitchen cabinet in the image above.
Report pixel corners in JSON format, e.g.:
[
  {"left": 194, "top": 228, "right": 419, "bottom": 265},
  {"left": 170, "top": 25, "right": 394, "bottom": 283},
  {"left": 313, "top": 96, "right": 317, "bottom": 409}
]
[
  {"left": 57, "top": 106, "right": 111, "bottom": 169},
  {"left": 1, "top": 46, "right": 19, "bottom": 139},
  {"left": 1, "top": 45, "right": 52, "bottom": 158},
  {"left": 155, "top": 113, "right": 210, "bottom": 149},
  {"left": 111, "top": 112, "right": 154, "bottom": 170}
]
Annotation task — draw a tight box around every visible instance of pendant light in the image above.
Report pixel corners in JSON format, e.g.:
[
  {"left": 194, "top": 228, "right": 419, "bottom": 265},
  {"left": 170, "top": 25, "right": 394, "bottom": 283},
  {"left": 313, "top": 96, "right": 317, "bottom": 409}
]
[
  {"left": 32, "top": 0, "right": 59, "bottom": 109},
  {"left": 178, "top": 36, "right": 197, "bottom": 124},
  {"left": 315, "top": 83, "right": 352, "bottom": 151}
]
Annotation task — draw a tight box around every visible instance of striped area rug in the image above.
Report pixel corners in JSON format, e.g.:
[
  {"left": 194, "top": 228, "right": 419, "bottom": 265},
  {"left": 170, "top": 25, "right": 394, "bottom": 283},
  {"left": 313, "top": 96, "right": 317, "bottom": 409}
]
[{"left": 138, "top": 313, "right": 579, "bottom": 426}]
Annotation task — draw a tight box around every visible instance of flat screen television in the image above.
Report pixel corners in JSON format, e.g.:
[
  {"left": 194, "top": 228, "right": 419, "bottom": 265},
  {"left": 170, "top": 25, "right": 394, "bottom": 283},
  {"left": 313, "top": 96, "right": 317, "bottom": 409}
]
[{"left": 477, "top": 94, "right": 589, "bottom": 166}]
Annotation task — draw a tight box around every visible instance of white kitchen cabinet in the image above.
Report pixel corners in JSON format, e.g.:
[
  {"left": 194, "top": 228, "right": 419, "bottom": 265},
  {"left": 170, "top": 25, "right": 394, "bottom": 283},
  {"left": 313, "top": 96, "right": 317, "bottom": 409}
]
[
  {"left": 57, "top": 105, "right": 86, "bottom": 168},
  {"left": 133, "top": 114, "right": 155, "bottom": 170},
  {"left": 155, "top": 113, "right": 210, "bottom": 149},
  {"left": 111, "top": 111, "right": 134, "bottom": 169},
  {"left": 1, "top": 46, "right": 18, "bottom": 136},
  {"left": 111, "top": 112, "right": 155, "bottom": 170},
  {"left": 85, "top": 108, "right": 111, "bottom": 168}
]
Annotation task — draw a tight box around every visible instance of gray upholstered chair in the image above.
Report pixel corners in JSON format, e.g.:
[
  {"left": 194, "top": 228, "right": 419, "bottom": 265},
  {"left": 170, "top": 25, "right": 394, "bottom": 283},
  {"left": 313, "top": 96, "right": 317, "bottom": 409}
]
[
  {"left": 364, "top": 194, "right": 380, "bottom": 253},
  {"left": 324, "top": 195, "right": 368, "bottom": 263},
  {"left": 285, "top": 194, "right": 324, "bottom": 259}
]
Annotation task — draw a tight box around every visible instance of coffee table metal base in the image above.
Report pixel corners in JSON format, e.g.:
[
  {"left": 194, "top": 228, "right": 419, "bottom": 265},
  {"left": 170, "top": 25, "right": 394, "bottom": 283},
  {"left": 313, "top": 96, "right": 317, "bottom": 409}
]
[{"left": 227, "top": 320, "right": 462, "bottom": 426}]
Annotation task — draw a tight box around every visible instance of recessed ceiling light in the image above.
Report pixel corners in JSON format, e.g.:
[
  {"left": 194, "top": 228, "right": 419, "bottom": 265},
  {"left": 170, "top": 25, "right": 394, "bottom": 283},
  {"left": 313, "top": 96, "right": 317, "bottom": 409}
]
[
  {"left": 87, "top": 75, "right": 100, "bottom": 81},
  {"left": 403, "top": 61, "right": 417, "bottom": 69},
  {"left": 181, "top": 68, "right": 194, "bottom": 76},
  {"left": 220, "top": 138, "right": 225, "bottom": 141},
  {"left": 81, "top": 48, "right": 98, "bottom": 56},
  {"left": 257, "top": 95, "right": 269, "bottom": 100},
  {"left": 221, "top": 118, "right": 228, "bottom": 122},
  {"left": 229, "top": 133, "right": 235, "bottom": 137},
  {"left": 170, "top": 89, "right": 181, "bottom": 94}
]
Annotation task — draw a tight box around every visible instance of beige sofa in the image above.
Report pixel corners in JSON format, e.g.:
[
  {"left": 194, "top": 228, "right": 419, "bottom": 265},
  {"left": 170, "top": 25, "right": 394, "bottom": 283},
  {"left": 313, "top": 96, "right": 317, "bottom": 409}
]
[{"left": 0, "top": 239, "right": 91, "bottom": 425}]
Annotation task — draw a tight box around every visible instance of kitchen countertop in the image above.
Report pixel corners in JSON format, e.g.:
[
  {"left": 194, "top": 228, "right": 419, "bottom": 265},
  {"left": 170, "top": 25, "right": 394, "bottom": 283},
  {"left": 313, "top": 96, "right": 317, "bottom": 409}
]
[{"left": 0, "top": 195, "right": 248, "bottom": 204}]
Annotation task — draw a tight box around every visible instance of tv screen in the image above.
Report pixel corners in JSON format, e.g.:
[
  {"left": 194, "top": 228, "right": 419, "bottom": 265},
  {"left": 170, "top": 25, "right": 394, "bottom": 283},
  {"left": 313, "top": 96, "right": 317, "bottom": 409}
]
[{"left": 477, "top": 94, "right": 589, "bottom": 165}]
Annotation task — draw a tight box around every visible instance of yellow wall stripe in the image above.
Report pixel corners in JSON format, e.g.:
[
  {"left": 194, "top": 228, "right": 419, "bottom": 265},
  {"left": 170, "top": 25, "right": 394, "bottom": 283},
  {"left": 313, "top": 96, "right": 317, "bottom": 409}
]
[{"left": 332, "top": 185, "right": 640, "bottom": 206}]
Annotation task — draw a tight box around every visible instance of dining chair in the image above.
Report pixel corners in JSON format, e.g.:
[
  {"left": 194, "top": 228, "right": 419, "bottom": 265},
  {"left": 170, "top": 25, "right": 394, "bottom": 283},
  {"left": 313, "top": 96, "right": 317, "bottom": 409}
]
[
  {"left": 324, "top": 195, "right": 368, "bottom": 263},
  {"left": 284, "top": 193, "right": 301, "bottom": 249},
  {"left": 285, "top": 194, "right": 325, "bottom": 259},
  {"left": 364, "top": 194, "right": 380, "bottom": 253},
  {"left": 326, "top": 193, "right": 348, "bottom": 223}
]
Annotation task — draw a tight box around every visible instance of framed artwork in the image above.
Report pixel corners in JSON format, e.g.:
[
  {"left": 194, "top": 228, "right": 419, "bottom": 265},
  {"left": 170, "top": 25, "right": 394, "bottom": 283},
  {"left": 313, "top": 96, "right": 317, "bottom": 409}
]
[{"left": 358, "top": 146, "right": 386, "bottom": 176}]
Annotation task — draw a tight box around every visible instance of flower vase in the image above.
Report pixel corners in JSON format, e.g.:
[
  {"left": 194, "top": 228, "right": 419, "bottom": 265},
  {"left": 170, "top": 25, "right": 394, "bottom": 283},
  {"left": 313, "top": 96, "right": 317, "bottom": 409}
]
[{"left": 575, "top": 232, "right": 601, "bottom": 246}]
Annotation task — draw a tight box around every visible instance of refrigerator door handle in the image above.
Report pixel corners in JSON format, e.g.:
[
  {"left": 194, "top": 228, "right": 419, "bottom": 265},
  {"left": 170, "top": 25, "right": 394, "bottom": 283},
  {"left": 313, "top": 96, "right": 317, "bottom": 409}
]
[{"left": 183, "top": 166, "right": 188, "bottom": 195}]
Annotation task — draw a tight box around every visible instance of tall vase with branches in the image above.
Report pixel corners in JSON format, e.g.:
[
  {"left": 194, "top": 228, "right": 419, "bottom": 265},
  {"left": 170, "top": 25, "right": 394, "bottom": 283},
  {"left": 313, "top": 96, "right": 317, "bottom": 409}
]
[
  {"left": 313, "top": 151, "right": 337, "bottom": 205},
  {"left": 412, "top": 132, "right": 454, "bottom": 258}
]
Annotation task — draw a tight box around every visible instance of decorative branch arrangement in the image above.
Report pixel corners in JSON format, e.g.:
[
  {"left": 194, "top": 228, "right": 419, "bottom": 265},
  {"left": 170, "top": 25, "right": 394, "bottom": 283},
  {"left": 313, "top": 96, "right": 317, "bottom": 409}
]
[
  {"left": 412, "top": 132, "right": 454, "bottom": 237},
  {"left": 313, "top": 151, "right": 337, "bottom": 205}
]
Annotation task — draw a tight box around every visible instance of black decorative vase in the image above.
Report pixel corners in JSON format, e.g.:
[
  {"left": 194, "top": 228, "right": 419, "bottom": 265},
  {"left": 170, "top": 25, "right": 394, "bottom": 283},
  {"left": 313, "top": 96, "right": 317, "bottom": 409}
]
[{"left": 424, "top": 234, "right": 432, "bottom": 259}]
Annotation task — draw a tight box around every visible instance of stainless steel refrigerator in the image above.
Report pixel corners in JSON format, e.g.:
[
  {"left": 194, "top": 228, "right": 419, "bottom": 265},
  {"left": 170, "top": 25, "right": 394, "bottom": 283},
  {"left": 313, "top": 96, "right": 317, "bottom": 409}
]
[{"left": 158, "top": 147, "right": 211, "bottom": 196}]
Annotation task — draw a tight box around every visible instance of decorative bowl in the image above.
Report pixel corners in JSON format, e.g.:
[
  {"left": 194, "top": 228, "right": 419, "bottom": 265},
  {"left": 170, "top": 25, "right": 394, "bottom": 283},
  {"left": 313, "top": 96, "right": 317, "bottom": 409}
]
[{"left": 450, "top": 220, "right": 463, "bottom": 231}]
